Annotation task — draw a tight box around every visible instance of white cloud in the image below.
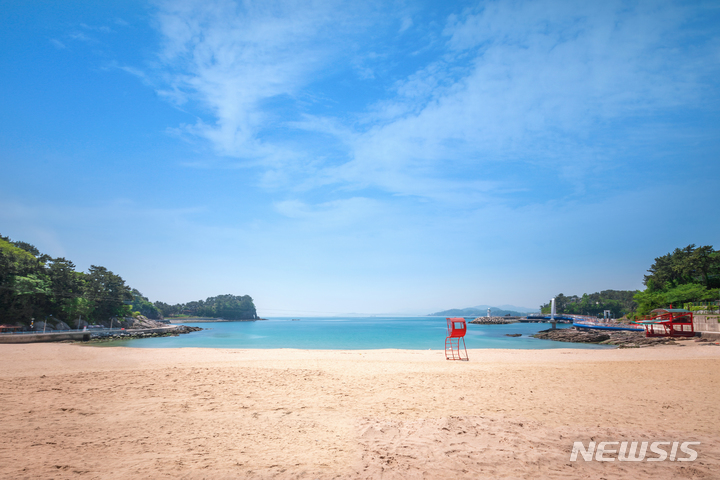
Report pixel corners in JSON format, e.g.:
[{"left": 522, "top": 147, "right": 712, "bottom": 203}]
[
  {"left": 149, "top": 0, "right": 720, "bottom": 209},
  {"left": 274, "top": 197, "right": 382, "bottom": 228},
  {"left": 321, "top": 0, "right": 719, "bottom": 200},
  {"left": 153, "top": 0, "right": 368, "bottom": 160},
  {"left": 68, "top": 32, "right": 92, "bottom": 42}
]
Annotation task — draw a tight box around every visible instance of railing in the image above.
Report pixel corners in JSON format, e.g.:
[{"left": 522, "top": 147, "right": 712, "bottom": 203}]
[
  {"left": 683, "top": 301, "right": 719, "bottom": 312},
  {"left": 684, "top": 300, "right": 720, "bottom": 306},
  {"left": 0, "top": 327, "right": 132, "bottom": 335}
]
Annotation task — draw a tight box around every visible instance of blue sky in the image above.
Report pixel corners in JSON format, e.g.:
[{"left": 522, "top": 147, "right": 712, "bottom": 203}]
[{"left": 1, "top": 0, "right": 719, "bottom": 315}]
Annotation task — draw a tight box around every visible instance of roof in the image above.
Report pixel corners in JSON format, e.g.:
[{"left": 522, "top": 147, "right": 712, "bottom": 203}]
[{"left": 650, "top": 308, "right": 691, "bottom": 314}]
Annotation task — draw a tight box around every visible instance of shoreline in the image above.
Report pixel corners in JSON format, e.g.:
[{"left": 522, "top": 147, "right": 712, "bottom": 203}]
[
  {"left": 2, "top": 343, "right": 718, "bottom": 479},
  {"left": 3, "top": 341, "right": 720, "bottom": 374},
  {"left": 167, "top": 317, "right": 266, "bottom": 323}
]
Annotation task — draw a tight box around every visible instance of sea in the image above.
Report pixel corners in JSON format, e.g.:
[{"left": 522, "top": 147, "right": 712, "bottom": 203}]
[{"left": 108, "top": 317, "right": 613, "bottom": 350}]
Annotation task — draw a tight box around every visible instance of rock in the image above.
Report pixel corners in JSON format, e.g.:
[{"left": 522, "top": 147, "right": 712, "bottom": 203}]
[
  {"left": 533, "top": 328, "right": 610, "bottom": 343},
  {"left": 128, "top": 316, "right": 167, "bottom": 329},
  {"left": 471, "top": 317, "right": 519, "bottom": 325},
  {"left": 505, "top": 333, "right": 522, "bottom": 337},
  {"left": 532, "top": 327, "right": 690, "bottom": 347},
  {"left": 32, "top": 321, "right": 53, "bottom": 332},
  {"left": 82, "top": 323, "right": 203, "bottom": 343},
  {"left": 54, "top": 321, "right": 71, "bottom": 331},
  {"left": 174, "top": 325, "right": 203, "bottom": 334}
]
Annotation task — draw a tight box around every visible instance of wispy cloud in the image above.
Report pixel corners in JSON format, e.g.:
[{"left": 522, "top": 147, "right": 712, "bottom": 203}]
[
  {"left": 68, "top": 31, "right": 92, "bottom": 42},
  {"left": 148, "top": 0, "right": 720, "bottom": 215},
  {"left": 153, "top": 0, "right": 372, "bottom": 161},
  {"left": 79, "top": 23, "right": 112, "bottom": 33}
]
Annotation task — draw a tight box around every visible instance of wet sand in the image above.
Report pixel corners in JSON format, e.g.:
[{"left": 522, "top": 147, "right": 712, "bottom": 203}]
[{"left": 1, "top": 343, "right": 719, "bottom": 479}]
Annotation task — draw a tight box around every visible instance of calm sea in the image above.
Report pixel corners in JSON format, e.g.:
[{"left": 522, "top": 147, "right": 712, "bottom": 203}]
[{"left": 109, "top": 317, "right": 612, "bottom": 350}]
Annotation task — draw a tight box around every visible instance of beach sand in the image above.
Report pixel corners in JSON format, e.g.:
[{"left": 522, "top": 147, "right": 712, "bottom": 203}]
[{"left": 1, "top": 343, "right": 719, "bottom": 479}]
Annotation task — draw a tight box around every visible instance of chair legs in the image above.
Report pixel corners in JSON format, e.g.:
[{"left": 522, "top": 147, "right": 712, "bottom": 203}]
[{"left": 445, "top": 336, "right": 468, "bottom": 361}]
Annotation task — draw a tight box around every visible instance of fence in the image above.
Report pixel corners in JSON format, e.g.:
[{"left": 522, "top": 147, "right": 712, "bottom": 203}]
[{"left": 683, "top": 301, "right": 720, "bottom": 312}]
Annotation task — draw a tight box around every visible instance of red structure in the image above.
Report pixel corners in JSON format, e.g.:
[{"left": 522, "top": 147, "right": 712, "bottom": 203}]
[
  {"left": 445, "top": 317, "right": 468, "bottom": 361},
  {"left": 0, "top": 325, "right": 22, "bottom": 333},
  {"left": 635, "top": 308, "right": 695, "bottom": 338}
]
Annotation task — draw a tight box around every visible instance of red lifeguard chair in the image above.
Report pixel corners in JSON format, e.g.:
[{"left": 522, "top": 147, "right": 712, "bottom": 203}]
[{"left": 445, "top": 317, "right": 469, "bottom": 361}]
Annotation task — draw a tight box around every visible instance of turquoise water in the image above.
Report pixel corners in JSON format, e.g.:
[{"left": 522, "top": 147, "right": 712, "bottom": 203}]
[{"left": 110, "top": 317, "right": 613, "bottom": 350}]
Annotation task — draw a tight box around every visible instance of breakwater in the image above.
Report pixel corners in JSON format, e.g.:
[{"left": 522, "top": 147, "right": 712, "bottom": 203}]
[
  {"left": 469, "top": 316, "right": 520, "bottom": 324},
  {"left": 0, "top": 325, "right": 202, "bottom": 344},
  {"left": 0, "top": 331, "right": 91, "bottom": 344},
  {"left": 87, "top": 325, "right": 202, "bottom": 343}
]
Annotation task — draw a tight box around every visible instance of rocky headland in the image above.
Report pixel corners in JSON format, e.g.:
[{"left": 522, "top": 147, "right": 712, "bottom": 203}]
[
  {"left": 85, "top": 324, "right": 202, "bottom": 343},
  {"left": 532, "top": 327, "right": 709, "bottom": 347}
]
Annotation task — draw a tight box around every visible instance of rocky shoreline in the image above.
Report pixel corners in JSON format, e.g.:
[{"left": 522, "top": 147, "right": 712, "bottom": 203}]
[
  {"left": 531, "top": 327, "right": 714, "bottom": 347},
  {"left": 83, "top": 325, "right": 203, "bottom": 343}
]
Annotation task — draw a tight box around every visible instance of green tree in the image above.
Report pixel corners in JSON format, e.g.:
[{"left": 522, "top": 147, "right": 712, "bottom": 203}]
[
  {"left": 12, "top": 241, "right": 40, "bottom": 256},
  {"left": 83, "top": 266, "right": 132, "bottom": 324},
  {"left": 42, "top": 256, "right": 85, "bottom": 324},
  {"left": 60, "top": 297, "right": 93, "bottom": 328},
  {"left": 541, "top": 290, "right": 638, "bottom": 318},
  {"left": 644, "top": 244, "right": 719, "bottom": 289},
  {"left": 130, "top": 289, "right": 162, "bottom": 319},
  {"left": 0, "top": 237, "right": 47, "bottom": 323},
  {"left": 635, "top": 244, "right": 719, "bottom": 315},
  {"left": 154, "top": 301, "right": 180, "bottom": 317}
]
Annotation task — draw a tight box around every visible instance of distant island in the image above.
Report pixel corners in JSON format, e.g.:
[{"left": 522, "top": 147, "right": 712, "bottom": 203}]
[{"left": 428, "top": 306, "right": 534, "bottom": 317}]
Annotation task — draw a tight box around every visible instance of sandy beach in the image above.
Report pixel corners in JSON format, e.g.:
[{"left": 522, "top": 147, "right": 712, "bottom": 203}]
[{"left": 1, "top": 343, "right": 719, "bottom": 479}]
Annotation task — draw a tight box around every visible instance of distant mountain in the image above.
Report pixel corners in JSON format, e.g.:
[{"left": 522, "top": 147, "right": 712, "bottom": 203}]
[
  {"left": 493, "top": 304, "right": 537, "bottom": 313},
  {"left": 428, "top": 304, "right": 536, "bottom": 317}
]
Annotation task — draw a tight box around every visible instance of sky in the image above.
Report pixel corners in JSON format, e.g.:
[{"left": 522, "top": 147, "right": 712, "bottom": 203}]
[{"left": 1, "top": 0, "right": 719, "bottom": 316}]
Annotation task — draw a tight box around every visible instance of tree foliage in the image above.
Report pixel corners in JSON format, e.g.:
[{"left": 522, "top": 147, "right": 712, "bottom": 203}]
[
  {"left": 644, "top": 244, "right": 720, "bottom": 290},
  {"left": 540, "top": 290, "right": 638, "bottom": 318},
  {"left": 154, "top": 294, "right": 257, "bottom": 320},
  {"left": 634, "top": 244, "right": 720, "bottom": 315},
  {"left": 130, "top": 289, "right": 162, "bottom": 319},
  {"left": 0, "top": 233, "right": 257, "bottom": 327}
]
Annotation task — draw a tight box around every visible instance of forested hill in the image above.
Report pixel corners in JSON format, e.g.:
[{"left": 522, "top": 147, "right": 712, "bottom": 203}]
[
  {"left": 0, "top": 233, "right": 257, "bottom": 327},
  {"left": 429, "top": 307, "right": 529, "bottom": 317},
  {"left": 540, "top": 244, "right": 719, "bottom": 317},
  {"left": 153, "top": 295, "right": 257, "bottom": 320},
  {"left": 539, "top": 290, "right": 639, "bottom": 318}
]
